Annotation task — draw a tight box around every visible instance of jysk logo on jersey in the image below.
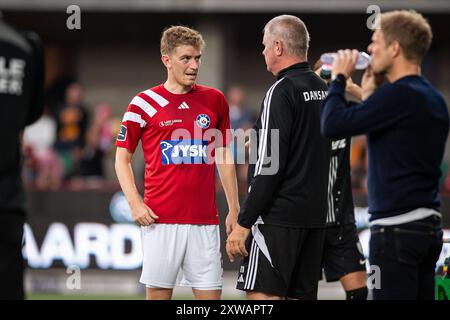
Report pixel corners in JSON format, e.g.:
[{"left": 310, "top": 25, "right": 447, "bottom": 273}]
[
  {"left": 196, "top": 114, "right": 210, "bottom": 129},
  {"left": 117, "top": 125, "right": 127, "bottom": 141},
  {"left": 160, "top": 140, "right": 208, "bottom": 165}
]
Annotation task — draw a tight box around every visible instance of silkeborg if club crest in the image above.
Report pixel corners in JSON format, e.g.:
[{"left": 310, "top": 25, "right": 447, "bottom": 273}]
[{"left": 196, "top": 114, "right": 210, "bottom": 129}]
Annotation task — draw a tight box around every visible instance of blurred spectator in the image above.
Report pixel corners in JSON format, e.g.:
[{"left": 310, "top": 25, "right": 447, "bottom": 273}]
[
  {"left": 228, "top": 85, "right": 255, "bottom": 131},
  {"left": 78, "top": 103, "right": 115, "bottom": 185},
  {"left": 23, "top": 107, "right": 63, "bottom": 190},
  {"left": 53, "top": 82, "right": 89, "bottom": 179},
  {"left": 441, "top": 162, "right": 450, "bottom": 193},
  {"left": 350, "top": 135, "right": 368, "bottom": 193},
  {"left": 22, "top": 143, "right": 39, "bottom": 186},
  {"left": 226, "top": 85, "right": 256, "bottom": 188},
  {"left": 45, "top": 76, "right": 77, "bottom": 115}
]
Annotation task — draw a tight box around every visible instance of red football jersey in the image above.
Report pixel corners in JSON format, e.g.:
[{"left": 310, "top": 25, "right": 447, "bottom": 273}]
[{"left": 116, "top": 84, "right": 231, "bottom": 224}]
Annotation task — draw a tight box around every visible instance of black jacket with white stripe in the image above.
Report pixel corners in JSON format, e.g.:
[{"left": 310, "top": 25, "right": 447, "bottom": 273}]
[
  {"left": 238, "top": 62, "right": 330, "bottom": 228},
  {"left": 326, "top": 137, "right": 356, "bottom": 226}
]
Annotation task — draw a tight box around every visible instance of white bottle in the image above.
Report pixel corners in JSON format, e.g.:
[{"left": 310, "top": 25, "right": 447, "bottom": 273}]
[{"left": 320, "top": 51, "right": 371, "bottom": 70}]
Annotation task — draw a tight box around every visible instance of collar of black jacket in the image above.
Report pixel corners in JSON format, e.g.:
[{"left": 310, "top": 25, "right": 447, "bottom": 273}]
[{"left": 277, "top": 62, "right": 311, "bottom": 79}]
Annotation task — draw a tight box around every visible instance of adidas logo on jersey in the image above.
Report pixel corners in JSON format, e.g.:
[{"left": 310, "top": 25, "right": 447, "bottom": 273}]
[
  {"left": 178, "top": 102, "right": 190, "bottom": 109},
  {"left": 237, "top": 274, "right": 244, "bottom": 283}
]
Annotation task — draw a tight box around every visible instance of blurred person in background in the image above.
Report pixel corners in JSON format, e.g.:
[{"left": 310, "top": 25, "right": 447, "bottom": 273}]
[
  {"left": 350, "top": 135, "right": 368, "bottom": 193},
  {"left": 78, "top": 103, "right": 115, "bottom": 188},
  {"left": 313, "top": 60, "right": 368, "bottom": 300},
  {"left": 443, "top": 167, "right": 450, "bottom": 193},
  {"left": 23, "top": 106, "right": 63, "bottom": 190},
  {"left": 321, "top": 10, "right": 449, "bottom": 299},
  {"left": 0, "top": 19, "right": 45, "bottom": 299},
  {"left": 226, "top": 85, "right": 256, "bottom": 187},
  {"left": 53, "top": 82, "right": 89, "bottom": 181},
  {"left": 228, "top": 85, "right": 256, "bottom": 131}
]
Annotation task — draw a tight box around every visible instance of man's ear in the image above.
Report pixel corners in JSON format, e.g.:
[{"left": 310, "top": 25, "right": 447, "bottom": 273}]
[
  {"left": 391, "top": 40, "right": 401, "bottom": 59},
  {"left": 161, "top": 54, "right": 171, "bottom": 68},
  {"left": 275, "top": 40, "right": 283, "bottom": 56}
]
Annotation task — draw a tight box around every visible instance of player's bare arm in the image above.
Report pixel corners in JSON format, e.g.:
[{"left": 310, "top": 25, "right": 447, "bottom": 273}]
[
  {"left": 115, "top": 147, "right": 159, "bottom": 226},
  {"left": 215, "top": 146, "right": 240, "bottom": 236},
  {"left": 346, "top": 77, "right": 363, "bottom": 101}
]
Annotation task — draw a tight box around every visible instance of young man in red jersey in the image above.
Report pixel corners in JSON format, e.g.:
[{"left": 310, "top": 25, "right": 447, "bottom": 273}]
[{"left": 115, "top": 26, "right": 239, "bottom": 300}]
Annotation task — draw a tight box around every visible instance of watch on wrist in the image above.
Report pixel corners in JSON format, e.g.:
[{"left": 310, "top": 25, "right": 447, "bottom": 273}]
[{"left": 332, "top": 73, "right": 347, "bottom": 84}]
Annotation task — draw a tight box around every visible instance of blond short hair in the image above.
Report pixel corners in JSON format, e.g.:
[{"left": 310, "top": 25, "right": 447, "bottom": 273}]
[
  {"left": 264, "top": 15, "right": 310, "bottom": 58},
  {"left": 160, "top": 26, "right": 205, "bottom": 56},
  {"left": 379, "top": 10, "right": 432, "bottom": 63}
]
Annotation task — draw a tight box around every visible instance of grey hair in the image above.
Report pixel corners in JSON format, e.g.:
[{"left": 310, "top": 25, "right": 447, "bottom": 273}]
[{"left": 263, "top": 15, "right": 310, "bottom": 58}]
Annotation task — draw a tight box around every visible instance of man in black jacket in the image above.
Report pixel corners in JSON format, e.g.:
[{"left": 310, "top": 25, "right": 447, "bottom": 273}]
[
  {"left": 226, "top": 15, "right": 330, "bottom": 300},
  {"left": 314, "top": 62, "right": 368, "bottom": 300},
  {"left": 0, "top": 20, "right": 45, "bottom": 300}
]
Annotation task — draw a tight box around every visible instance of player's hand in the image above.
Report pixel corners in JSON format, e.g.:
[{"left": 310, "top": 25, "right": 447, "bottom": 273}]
[
  {"left": 332, "top": 49, "right": 359, "bottom": 79},
  {"left": 225, "top": 211, "right": 238, "bottom": 236},
  {"left": 361, "top": 65, "right": 385, "bottom": 100},
  {"left": 130, "top": 201, "right": 159, "bottom": 226},
  {"left": 226, "top": 224, "right": 250, "bottom": 263}
]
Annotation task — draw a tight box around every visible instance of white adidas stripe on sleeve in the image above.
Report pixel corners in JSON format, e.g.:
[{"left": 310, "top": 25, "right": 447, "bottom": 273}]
[
  {"left": 254, "top": 78, "right": 285, "bottom": 177},
  {"left": 142, "top": 89, "right": 169, "bottom": 107},
  {"left": 122, "top": 111, "right": 147, "bottom": 128},
  {"left": 130, "top": 96, "right": 157, "bottom": 118}
]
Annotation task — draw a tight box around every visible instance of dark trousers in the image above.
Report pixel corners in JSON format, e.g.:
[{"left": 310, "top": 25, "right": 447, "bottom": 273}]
[
  {"left": 370, "top": 215, "right": 443, "bottom": 300},
  {"left": 0, "top": 210, "right": 25, "bottom": 300}
]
